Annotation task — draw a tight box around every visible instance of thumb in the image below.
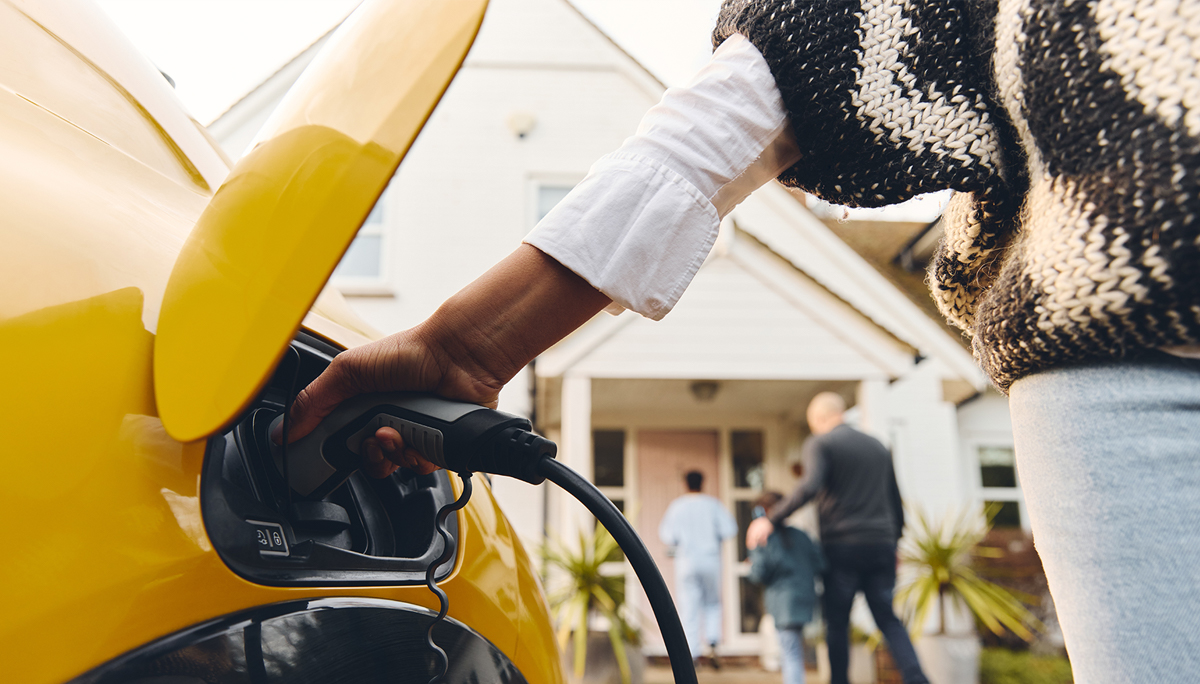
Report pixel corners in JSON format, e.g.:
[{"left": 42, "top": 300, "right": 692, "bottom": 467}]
[{"left": 279, "top": 355, "right": 361, "bottom": 443}]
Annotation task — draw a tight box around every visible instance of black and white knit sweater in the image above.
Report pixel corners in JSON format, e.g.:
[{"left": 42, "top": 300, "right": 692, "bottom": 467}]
[{"left": 715, "top": 0, "right": 1200, "bottom": 391}]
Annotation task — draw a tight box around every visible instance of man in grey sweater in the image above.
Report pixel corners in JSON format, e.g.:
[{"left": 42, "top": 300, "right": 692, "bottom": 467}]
[{"left": 746, "top": 392, "right": 927, "bottom": 684}]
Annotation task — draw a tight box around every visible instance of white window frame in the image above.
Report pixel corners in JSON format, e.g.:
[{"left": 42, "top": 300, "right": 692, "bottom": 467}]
[{"left": 968, "top": 436, "right": 1028, "bottom": 530}]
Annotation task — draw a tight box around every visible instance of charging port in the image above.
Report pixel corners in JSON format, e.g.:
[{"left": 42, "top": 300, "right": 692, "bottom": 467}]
[{"left": 201, "top": 332, "right": 460, "bottom": 586}]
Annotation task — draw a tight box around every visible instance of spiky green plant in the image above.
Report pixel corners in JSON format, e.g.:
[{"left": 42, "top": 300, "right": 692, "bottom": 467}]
[
  {"left": 542, "top": 522, "right": 640, "bottom": 684},
  {"left": 896, "top": 507, "right": 1043, "bottom": 642}
]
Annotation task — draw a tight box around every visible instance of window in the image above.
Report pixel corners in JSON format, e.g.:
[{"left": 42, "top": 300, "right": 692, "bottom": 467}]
[
  {"left": 536, "top": 184, "right": 574, "bottom": 223},
  {"left": 333, "top": 197, "right": 385, "bottom": 282},
  {"left": 593, "top": 430, "right": 625, "bottom": 487},
  {"left": 979, "top": 446, "right": 1017, "bottom": 487},
  {"left": 986, "top": 500, "right": 1022, "bottom": 528},
  {"left": 977, "top": 445, "right": 1023, "bottom": 528}
]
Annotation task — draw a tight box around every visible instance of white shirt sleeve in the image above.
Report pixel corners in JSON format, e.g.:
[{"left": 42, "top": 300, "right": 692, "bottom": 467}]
[{"left": 524, "top": 33, "right": 799, "bottom": 320}]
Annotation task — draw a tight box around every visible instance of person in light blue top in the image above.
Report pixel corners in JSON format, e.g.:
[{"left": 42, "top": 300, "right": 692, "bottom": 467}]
[
  {"left": 659, "top": 470, "right": 738, "bottom": 667},
  {"left": 748, "top": 490, "right": 825, "bottom": 684}
]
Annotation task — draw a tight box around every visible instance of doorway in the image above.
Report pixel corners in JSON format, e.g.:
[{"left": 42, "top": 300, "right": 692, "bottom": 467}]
[{"left": 636, "top": 430, "right": 720, "bottom": 648}]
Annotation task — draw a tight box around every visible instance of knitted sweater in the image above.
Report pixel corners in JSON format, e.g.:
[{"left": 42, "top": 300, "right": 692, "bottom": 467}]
[{"left": 715, "top": 0, "right": 1200, "bottom": 391}]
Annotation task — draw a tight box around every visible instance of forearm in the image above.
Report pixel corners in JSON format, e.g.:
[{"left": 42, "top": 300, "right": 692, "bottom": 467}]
[
  {"left": 767, "top": 485, "right": 812, "bottom": 528},
  {"left": 769, "top": 449, "right": 824, "bottom": 527},
  {"left": 419, "top": 244, "right": 612, "bottom": 396}
]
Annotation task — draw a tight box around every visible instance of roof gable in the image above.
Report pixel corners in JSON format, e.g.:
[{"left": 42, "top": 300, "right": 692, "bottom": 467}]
[{"left": 540, "top": 242, "right": 915, "bottom": 380}]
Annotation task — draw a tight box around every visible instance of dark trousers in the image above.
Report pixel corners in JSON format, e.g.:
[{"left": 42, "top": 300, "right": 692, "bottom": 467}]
[{"left": 823, "top": 543, "right": 928, "bottom": 684}]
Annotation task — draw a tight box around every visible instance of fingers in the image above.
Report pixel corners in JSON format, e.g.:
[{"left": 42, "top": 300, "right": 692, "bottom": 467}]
[
  {"left": 364, "top": 426, "right": 441, "bottom": 478},
  {"left": 362, "top": 437, "right": 400, "bottom": 479},
  {"left": 281, "top": 354, "right": 362, "bottom": 443}
]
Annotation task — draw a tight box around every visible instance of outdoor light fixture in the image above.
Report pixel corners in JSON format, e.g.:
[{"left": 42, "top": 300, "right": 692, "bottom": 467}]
[
  {"left": 689, "top": 380, "right": 720, "bottom": 402},
  {"left": 506, "top": 111, "right": 537, "bottom": 139}
]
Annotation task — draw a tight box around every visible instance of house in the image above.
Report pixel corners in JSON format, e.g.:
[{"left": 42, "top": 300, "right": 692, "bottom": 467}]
[{"left": 209, "top": 0, "right": 1025, "bottom": 656}]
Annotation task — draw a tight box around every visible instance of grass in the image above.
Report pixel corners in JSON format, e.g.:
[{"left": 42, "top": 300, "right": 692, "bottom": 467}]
[{"left": 980, "top": 648, "right": 1073, "bottom": 684}]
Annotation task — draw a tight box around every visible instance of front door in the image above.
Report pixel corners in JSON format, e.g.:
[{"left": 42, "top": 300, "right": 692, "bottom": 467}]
[{"left": 636, "top": 430, "right": 721, "bottom": 649}]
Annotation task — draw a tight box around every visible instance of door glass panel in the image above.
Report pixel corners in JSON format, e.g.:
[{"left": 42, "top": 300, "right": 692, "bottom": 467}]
[
  {"left": 735, "top": 500, "right": 755, "bottom": 563},
  {"left": 739, "top": 577, "right": 765, "bottom": 633},
  {"left": 732, "top": 430, "right": 764, "bottom": 490}
]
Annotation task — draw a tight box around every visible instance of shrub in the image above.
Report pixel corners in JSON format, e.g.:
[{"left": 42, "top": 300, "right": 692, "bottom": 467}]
[{"left": 980, "top": 647, "right": 1073, "bottom": 684}]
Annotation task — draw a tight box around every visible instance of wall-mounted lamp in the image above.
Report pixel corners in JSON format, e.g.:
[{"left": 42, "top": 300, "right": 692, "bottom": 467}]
[
  {"left": 689, "top": 380, "right": 720, "bottom": 402},
  {"left": 506, "top": 111, "right": 537, "bottom": 139}
]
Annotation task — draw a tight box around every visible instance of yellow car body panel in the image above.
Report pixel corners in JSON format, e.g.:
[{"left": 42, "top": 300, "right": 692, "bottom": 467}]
[
  {"left": 155, "top": 0, "right": 487, "bottom": 444},
  {"left": 0, "top": 0, "right": 562, "bottom": 682}
]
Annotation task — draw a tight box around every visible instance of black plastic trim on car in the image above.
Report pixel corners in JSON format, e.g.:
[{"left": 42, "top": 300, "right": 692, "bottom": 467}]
[{"left": 68, "top": 597, "right": 528, "bottom": 684}]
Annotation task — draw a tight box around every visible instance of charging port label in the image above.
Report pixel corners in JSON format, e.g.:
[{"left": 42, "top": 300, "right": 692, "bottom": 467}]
[{"left": 247, "top": 520, "right": 289, "bottom": 557}]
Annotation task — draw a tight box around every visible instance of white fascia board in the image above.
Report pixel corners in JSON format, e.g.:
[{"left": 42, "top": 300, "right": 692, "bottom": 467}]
[
  {"left": 733, "top": 183, "right": 986, "bottom": 387},
  {"left": 728, "top": 237, "right": 915, "bottom": 379}
]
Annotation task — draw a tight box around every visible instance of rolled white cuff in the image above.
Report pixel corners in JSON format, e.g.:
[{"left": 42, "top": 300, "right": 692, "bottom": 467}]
[{"left": 525, "top": 34, "right": 797, "bottom": 319}]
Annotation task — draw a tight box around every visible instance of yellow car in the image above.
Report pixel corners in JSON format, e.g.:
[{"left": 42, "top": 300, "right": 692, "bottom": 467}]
[{"left": 0, "top": 0, "right": 562, "bottom": 681}]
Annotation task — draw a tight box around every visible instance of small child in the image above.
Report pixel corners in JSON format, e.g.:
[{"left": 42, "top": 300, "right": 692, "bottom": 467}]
[{"left": 748, "top": 491, "right": 825, "bottom": 684}]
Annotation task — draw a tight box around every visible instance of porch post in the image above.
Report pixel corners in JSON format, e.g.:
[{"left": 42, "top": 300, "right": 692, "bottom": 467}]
[
  {"left": 558, "top": 372, "right": 593, "bottom": 538},
  {"left": 856, "top": 378, "right": 891, "bottom": 446}
]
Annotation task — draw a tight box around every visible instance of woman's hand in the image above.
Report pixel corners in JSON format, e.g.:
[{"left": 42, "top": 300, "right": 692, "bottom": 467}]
[{"left": 279, "top": 244, "right": 611, "bottom": 476}]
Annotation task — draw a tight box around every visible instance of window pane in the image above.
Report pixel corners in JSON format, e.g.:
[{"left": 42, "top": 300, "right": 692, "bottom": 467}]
[
  {"left": 592, "top": 430, "right": 625, "bottom": 487},
  {"left": 537, "top": 185, "right": 573, "bottom": 222},
  {"left": 365, "top": 200, "right": 384, "bottom": 224},
  {"left": 981, "top": 465, "right": 1017, "bottom": 488},
  {"left": 739, "top": 576, "right": 765, "bottom": 633},
  {"left": 986, "top": 500, "right": 1022, "bottom": 528},
  {"left": 333, "top": 235, "right": 381, "bottom": 278},
  {"left": 735, "top": 500, "right": 754, "bottom": 562},
  {"left": 732, "top": 430, "right": 764, "bottom": 490},
  {"left": 979, "top": 446, "right": 1017, "bottom": 488}
]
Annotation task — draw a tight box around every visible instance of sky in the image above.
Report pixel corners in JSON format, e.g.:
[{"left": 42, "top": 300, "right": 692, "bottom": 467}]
[{"left": 95, "top": 0, "right": 361, "bottom": 124}]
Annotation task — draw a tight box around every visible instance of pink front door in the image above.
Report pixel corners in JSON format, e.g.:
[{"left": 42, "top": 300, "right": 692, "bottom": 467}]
[{"left": 637, "top": 430, "right": 721, "bottom": 648}]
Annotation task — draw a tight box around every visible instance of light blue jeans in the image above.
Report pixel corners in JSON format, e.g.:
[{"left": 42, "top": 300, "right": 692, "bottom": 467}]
[
  {"left": 1010, "top": 353, "right": 1200, "bottom": 683},
  {"left": 778, "top": 627, "right": 806, "bottom": 684},
  {"left": 676, "top": 559, "right": 723, "bottom": 658}
]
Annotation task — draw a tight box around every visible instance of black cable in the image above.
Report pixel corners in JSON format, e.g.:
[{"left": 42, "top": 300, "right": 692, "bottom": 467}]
[
  {"left": 426, "top": 472, "right": 473, "bottom": 684},
  {"left": 537, "top": 457, "right": 698, "bottom": 684}
]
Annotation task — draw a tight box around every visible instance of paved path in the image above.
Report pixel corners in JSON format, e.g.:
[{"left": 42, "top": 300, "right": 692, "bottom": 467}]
[{"left": 644, "top": 664, "right": 823, "bottom": 683}]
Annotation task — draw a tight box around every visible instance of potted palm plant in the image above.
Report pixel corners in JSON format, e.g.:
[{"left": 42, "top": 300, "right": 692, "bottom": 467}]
[
  {"left": 542, "top": 522, "right": 643, "bottom": 684},
  {"left": 895, "top": 507, "right": 1042, "bottom": 684}
]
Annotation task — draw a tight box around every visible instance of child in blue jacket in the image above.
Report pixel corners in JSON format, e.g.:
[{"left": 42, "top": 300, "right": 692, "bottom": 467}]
[{"left": 749, "top": 491, "right": 825, "bottom": 684}]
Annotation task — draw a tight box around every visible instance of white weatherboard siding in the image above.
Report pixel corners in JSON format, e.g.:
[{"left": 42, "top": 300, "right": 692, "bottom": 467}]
[{"left": 569, "top": 256, "right": 905, "bottom": 380}]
